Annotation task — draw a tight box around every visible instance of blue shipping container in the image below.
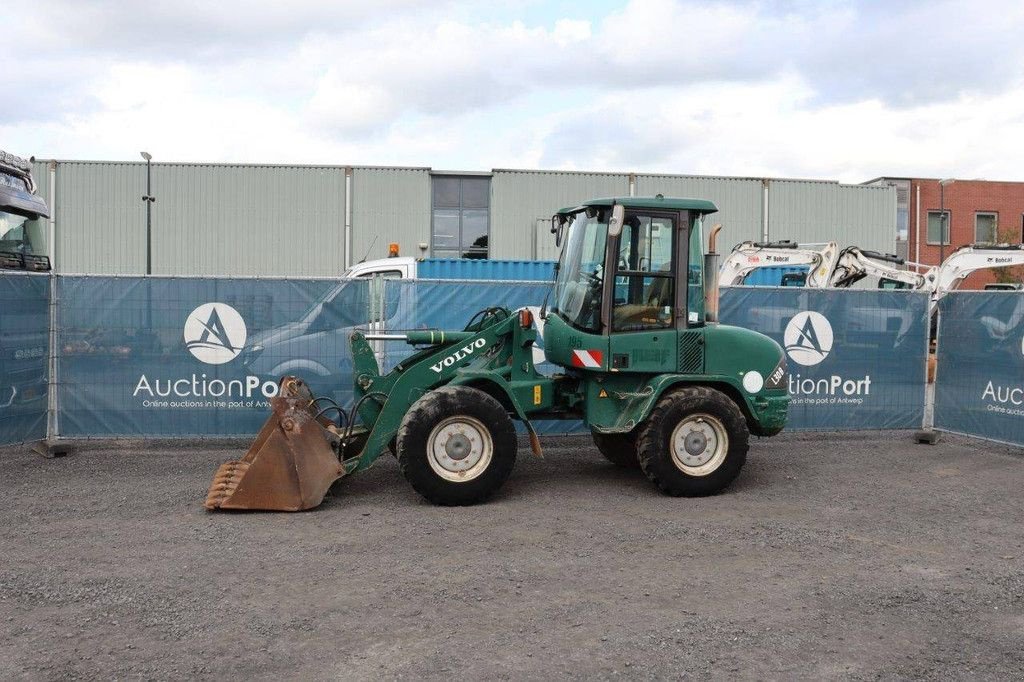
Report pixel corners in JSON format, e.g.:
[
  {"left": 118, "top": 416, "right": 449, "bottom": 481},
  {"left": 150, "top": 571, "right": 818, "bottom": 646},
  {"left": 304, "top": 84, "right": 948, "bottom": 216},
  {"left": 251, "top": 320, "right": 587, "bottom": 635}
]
[
  {"left": 418, "top": 259, "right": 555, "bottom": 282},
  {"left": 741, "top": 265, "right": 809, "bottom": 287}
]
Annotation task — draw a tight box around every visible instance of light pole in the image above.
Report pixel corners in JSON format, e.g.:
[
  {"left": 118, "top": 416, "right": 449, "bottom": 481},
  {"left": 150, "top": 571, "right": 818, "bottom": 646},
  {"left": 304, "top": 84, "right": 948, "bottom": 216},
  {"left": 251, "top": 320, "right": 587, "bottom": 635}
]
[
  {"left": 140, "top": 151, "right": 155, "bottom": 274},
  {"left": 938, "top": 178, "right": 954, "bottom": 265}
]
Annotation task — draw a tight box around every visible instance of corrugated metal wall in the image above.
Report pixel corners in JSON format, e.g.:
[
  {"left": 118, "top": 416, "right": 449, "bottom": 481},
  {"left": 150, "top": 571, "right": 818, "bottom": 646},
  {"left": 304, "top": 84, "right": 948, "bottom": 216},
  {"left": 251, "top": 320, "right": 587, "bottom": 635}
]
[
  {"left": 768, "top": 180, "right": 896, "bottom": 253},
  {"left": 151, "top": 164, "right": 345, "bottom": 276},
  {"left": 56, "top": 162, "right": 147, "bottom": 274},
  {"left": 32, "top": 161, "right": 897, "bottom": 273},
  {"left": 490, "top": 169, "right": 630, "bottom": 260},
  {"left": 351, "top": 167, "right": 431, "bottom": 263},
  {"left": 52, "top": 162, "right": 347, "bottom": 276},
  {"left": 635, "top": 175, "right": 765, "bottom": 249}
]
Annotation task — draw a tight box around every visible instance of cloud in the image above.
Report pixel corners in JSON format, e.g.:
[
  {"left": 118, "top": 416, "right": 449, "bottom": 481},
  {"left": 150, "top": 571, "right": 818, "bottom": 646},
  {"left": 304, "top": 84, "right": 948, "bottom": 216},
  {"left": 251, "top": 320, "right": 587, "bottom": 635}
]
[
  {"left": 3, "top": 0, "right": 1024, "bottom": 182},
  {"left": 536, "top": 75, "right": 1024, "bottom": 182}
]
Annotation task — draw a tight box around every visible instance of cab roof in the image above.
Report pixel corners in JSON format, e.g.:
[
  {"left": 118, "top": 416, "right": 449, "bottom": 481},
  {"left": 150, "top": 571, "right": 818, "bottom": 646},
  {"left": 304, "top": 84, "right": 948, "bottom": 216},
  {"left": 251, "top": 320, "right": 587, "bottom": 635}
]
[{"left": 557, "top": 196, "right": 718, "bottom": 215}]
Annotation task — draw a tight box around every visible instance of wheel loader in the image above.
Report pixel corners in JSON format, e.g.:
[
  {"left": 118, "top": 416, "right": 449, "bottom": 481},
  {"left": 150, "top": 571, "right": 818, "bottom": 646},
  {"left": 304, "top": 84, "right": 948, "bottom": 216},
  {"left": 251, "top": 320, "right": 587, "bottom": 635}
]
[{"left": 205, "top": 197, "right": 789, "bottom": 511}]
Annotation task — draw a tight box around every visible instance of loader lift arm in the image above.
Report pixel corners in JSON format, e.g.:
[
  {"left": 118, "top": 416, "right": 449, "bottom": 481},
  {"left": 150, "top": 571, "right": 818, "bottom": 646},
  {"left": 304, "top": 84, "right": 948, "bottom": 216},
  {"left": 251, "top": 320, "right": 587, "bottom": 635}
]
[{"left": 718, "top": 240, "right": 839, "bottom": 288}]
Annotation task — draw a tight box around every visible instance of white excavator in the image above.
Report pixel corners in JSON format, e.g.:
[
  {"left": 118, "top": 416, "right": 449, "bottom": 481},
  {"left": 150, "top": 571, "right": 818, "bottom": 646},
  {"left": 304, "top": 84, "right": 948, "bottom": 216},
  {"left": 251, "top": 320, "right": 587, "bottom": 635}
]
[
  {"left": 718, "top": 240, "right": 840, "bottom": 288},
  {"left": 829, "top": 243, "right": 1024, "bottom": 309},
  {"left": 828, "top": 246, "right": 936, "bottom": 291},
  {"left": 722, "top": 240, "right": 1024, "bottom": 381},
  {"left": 930, "top": 243, "right": 1024, "bottom": 302},
  {"left": 722, "top": 239, "right": 1024, "bottom": 306}
]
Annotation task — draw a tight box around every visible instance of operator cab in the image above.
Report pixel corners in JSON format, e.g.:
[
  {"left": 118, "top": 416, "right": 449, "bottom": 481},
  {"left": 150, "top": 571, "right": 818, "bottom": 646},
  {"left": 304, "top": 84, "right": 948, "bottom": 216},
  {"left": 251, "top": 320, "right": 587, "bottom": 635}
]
[
  {"left": 544, "top": 197, "right": 720, "bottom": 374},
  {"left": 549, "top": 196, "right": 716, "bottom": 336}
]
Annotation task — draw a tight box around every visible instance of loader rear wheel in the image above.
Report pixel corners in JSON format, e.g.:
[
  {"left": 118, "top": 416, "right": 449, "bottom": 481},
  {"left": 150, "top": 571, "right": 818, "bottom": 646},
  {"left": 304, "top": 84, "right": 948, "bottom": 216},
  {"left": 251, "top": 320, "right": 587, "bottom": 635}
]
[
  {"left": 636, "top": 386, "right": 749, "bottom": 497},
  {"left": 397, "top": 386, "right": 517, "bottom": 506},
  {"left": 591, "top": 430, "right": 639, "bottom": 468}
]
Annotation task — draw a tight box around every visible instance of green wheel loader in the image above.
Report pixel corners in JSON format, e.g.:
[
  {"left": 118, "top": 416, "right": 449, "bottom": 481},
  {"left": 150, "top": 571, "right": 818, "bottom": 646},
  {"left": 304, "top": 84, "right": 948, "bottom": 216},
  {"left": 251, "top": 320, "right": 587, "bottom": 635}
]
[{"left": 205, "top": 197, "right": 789, "bottom": 511}]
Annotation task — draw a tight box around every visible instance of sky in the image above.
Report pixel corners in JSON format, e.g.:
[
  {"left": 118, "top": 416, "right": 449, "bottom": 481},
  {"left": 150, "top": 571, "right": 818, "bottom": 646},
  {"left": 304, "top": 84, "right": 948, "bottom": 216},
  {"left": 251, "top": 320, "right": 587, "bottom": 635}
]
[{"left": 3, "top": 0, "right": 1024, "bottom": 183}]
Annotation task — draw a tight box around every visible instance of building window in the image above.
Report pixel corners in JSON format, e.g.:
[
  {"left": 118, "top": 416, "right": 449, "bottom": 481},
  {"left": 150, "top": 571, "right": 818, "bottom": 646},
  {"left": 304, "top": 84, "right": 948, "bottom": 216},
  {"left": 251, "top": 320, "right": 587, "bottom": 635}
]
[
  {"left": 926, "top": 210, "right": 950, "bottom": 245},
  {"left": 894, "top": 182, "right": 909, "bottom": 241},
  {"left": 975, "top": 212, "right": 998, "bottom": 244},
  {"left": 431, "top": 176, "right": 490, "bottom": 259}
]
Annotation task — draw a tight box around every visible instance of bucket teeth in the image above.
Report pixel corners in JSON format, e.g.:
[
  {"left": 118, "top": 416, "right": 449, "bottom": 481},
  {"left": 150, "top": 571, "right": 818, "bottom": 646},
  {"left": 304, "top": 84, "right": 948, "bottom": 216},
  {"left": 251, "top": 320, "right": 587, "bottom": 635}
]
[{"left": 204, "top": 461, "right": 250, "bottom": 510}]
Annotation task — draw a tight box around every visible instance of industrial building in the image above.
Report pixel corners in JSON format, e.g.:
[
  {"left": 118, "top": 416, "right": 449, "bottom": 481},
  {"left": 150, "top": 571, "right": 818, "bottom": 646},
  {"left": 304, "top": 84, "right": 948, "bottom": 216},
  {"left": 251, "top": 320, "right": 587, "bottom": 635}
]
[{"left": 25, "top": 160, "right": 896, "bottom": 277}]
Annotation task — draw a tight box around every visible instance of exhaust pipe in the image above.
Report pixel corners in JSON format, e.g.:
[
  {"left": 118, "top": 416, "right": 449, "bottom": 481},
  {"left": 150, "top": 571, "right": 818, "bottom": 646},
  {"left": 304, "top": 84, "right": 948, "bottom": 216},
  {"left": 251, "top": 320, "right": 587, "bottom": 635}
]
[{"left": 704, "top": 224, "right": 723, "bottom": 323}]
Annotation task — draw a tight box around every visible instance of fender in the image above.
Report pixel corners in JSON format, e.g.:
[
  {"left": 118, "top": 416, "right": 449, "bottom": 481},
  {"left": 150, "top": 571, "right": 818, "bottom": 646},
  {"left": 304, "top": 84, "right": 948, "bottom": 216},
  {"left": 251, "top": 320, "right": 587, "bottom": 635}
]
[
  {"left": 586, "top": 372, "right": 785, "bottom": 437},
  {"left": 449, "top": 373, "right": 532, "bottom": 423}
]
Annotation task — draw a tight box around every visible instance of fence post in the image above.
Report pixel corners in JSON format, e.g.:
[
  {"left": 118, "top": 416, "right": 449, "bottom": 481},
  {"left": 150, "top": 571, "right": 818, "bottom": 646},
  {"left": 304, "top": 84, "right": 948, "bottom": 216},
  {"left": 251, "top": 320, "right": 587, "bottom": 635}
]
[
  {"left": 916, "top": 304, "right": 940, "bottom": 444},
  {"left": 34, "top": 273, "right": 72, "bottom": 456}
]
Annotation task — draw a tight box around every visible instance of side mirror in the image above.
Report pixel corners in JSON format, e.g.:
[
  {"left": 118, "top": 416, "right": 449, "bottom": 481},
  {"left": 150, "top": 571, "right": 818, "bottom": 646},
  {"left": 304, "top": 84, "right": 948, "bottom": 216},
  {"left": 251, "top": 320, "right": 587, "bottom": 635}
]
[
  {"left": 607, "top": 204, "right": 625, "bottom": 238},
  {"left": 552, "top": 214, "right": 566, "bottom": 247}
]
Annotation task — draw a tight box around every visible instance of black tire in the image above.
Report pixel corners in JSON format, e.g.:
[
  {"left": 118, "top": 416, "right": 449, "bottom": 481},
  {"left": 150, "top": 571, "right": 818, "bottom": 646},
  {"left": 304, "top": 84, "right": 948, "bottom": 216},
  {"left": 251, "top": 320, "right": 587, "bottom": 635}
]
[
  {"left": 636, "top": 386, "right": 749, "bottom": 497},
  {"left": 591, "top": 430, "right": 639, "bottom": 468},
  {"left": 396, "top": 386, "right": 517, "bottom": 506}
]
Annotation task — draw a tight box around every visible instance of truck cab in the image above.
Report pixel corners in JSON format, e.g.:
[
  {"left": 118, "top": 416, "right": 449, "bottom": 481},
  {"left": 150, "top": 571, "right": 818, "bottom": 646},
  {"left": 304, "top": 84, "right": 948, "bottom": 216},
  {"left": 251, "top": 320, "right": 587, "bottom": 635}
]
[
  {"left": 0, "top": 152, "right": 50, "bottom": 270},
  {"left": 0, "top": 151, "right": 51, "bottom": 414}
]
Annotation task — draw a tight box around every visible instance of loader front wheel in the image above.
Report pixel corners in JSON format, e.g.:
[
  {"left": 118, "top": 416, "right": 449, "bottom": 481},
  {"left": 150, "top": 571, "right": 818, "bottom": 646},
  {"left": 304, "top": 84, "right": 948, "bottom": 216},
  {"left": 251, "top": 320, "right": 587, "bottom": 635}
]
[
  {"left": 636, "top": 386, "right": 749, "bottom": 497},
  {"left": 591, "top": 430, "right": 639, "bottom": 468},
  {"left": 397, "top": 386, "right": 517, "bottom": 506}
]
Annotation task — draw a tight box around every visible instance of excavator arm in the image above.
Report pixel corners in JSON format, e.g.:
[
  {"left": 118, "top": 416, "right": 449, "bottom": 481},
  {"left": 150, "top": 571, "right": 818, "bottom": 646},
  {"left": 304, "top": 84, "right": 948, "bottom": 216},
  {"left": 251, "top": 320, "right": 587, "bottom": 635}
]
[
  {"left": 933, "top": 243, "right": 1024, "bottom": 301},
  {"left": 828, "top": 247, "right": 936, "bottom": 290},
  {"left": 718, "top": 240, "right": 839, "bottom": 288}
]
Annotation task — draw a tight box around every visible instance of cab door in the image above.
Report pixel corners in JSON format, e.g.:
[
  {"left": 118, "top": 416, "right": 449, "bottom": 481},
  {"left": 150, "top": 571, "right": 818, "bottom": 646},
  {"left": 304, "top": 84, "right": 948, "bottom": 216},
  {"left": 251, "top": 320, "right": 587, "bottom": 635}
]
[{"left": 607, "top": 211, "right": 681, "bottom": 374}]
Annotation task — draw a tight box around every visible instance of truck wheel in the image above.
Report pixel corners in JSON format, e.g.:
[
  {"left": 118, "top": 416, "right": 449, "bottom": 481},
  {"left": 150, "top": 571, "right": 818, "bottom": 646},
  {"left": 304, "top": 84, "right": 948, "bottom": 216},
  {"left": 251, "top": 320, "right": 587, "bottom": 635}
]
[
  {"left": 591, "top": 430, "right": 639, "bottom": 468},
  {"left": 396, "top": 386, "right": 517, "bottom": 506},
  {"left": 636, "top": 386, "right": 749, "bottom": 497}
]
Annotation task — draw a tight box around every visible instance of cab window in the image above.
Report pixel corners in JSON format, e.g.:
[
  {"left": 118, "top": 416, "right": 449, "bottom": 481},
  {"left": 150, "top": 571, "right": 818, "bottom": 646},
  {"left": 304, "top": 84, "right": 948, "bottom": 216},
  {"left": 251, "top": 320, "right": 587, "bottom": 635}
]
[{"left": 612, "top": 214, "right": 675, "bottom": 331}]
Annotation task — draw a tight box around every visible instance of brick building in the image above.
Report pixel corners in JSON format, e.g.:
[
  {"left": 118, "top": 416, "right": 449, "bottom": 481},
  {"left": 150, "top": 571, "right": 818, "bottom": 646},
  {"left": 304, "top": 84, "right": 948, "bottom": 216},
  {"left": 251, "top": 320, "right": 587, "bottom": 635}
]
[{"left": 866, "top": 177, "right": 1024, "bottom": 289}]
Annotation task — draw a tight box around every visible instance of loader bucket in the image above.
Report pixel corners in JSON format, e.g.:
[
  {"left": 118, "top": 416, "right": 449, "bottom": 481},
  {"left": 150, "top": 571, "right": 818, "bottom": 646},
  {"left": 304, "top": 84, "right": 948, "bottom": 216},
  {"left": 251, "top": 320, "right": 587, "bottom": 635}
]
[{"left": 204, "top": 378, "right": 345, "bottom": 512}]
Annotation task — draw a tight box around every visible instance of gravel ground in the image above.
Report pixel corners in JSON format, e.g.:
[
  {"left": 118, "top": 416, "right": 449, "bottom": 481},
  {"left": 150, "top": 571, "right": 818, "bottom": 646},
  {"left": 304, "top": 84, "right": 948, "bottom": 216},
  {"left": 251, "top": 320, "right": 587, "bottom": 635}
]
[{"left": 2, "top": 431, "right": 1023, "bottom": 680}]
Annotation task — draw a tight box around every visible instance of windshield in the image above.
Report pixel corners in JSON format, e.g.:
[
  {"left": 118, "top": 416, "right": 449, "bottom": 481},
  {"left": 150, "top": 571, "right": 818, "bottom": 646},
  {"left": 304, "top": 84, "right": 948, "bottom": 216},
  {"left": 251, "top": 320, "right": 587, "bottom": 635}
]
[
  {"left": 551, "top": 211, "right": 607, "bottom": 332},
  {"left": 0, "top": 211, "right": 33, "bottom": 254}
]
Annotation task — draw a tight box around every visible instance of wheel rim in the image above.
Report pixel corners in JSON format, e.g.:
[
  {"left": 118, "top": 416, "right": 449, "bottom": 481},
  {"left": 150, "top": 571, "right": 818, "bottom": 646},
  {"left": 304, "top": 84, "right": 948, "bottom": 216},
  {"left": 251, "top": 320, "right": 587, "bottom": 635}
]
[
  {"left": 426, "top": 415, "right": 494, "bottom": 483},
  {"left": 669, "top": 413, "right": 729, "bottom": 476}
]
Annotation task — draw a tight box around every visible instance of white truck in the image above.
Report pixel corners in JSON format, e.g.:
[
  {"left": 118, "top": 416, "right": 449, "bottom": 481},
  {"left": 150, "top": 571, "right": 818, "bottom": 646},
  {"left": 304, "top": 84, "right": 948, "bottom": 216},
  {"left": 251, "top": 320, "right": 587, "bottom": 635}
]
[{"left": 242, "top": 256, "right": 555, "bottom": 401}]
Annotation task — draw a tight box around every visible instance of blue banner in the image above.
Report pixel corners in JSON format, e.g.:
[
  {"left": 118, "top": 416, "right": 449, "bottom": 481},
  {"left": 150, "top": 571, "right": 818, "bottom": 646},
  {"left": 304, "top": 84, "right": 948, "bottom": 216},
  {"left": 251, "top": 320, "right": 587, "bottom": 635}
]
[
  {"left": 51, "top": 276, "right": 933, "bottom": 439},
  {"left": 0, "top": 272, "right": 49, "bottom": 445},
  {"left": 55, "top": 276, "right": 370, "bottom": 437},
  {"left": 934, "top": 292, "right": 1024, "bottom": 445},
  {"left": 720, "top": 287, "right": 929, "bottom": 430}
]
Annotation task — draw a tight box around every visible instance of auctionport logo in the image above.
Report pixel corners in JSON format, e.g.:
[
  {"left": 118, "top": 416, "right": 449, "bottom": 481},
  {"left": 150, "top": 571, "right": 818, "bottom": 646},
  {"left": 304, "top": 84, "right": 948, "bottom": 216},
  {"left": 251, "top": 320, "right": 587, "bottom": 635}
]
[
  {"left": 784, "top": 311, "right": 833, "bottom": 367},
  {"left": 134, "top": 301, "right": 277, "bottom": 405},
  {"left": 184, "top": 302, "right": 247, "bottom": 365}
]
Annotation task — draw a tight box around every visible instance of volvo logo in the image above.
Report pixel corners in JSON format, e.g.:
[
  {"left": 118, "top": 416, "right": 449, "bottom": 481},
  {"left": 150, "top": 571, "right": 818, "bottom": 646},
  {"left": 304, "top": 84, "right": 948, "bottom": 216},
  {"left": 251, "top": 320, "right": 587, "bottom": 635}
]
[
  {"left": 784, "top": 311, "right": 833, "bottom": 367},
  {"left": 184, "top": 303, "right": 247, "bottom": 365}
]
